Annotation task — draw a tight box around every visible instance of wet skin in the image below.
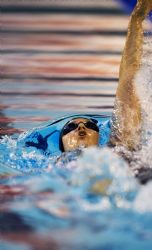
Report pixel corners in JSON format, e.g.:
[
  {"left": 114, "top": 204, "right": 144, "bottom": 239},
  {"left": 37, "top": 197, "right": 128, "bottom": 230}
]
[{"left": 62, "top": 118, "right": 99, "bottom": 152}]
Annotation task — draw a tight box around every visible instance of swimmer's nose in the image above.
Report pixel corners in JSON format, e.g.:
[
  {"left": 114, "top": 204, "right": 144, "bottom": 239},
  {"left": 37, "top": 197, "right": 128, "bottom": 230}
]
[{"left": 78, "top": 123, "right": 85, "bottom": 130}]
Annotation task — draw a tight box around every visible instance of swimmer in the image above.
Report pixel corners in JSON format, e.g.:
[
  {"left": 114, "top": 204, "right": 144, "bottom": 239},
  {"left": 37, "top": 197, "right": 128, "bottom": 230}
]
[{"left": 60, "top": 0, "right": 152, "bottom": 152}]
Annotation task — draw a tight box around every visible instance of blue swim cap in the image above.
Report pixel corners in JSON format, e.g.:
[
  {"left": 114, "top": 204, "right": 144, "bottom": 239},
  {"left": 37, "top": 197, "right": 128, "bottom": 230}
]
[{"left": 18, "top": 114, "right": 111, "bottom": 155}]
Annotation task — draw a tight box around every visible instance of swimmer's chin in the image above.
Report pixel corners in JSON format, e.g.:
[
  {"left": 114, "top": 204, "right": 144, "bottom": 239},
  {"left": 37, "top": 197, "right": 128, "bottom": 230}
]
[{"left": 77, "top": 141, "right": 88, "bottom": 149}]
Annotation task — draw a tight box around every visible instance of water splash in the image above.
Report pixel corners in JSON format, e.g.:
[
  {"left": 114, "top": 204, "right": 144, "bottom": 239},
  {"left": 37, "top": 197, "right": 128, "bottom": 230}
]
[
  {"left": 130, "top": 35, "right": 152, "bottom": 171},
  {"left": 1, "top": 134, "right": 152, "bottom": 249}
]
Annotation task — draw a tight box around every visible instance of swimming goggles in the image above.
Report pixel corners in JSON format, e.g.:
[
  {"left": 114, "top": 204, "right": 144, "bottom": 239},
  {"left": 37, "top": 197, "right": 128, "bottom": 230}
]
[{"left": 62, "top": 120, "right": 99, "bottom": 136}]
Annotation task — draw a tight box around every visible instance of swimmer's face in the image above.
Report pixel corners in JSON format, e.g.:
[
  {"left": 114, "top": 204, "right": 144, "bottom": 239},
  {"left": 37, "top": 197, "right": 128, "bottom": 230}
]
[{"left": 61, "top": 118, "right": 99, "bottom": 152}]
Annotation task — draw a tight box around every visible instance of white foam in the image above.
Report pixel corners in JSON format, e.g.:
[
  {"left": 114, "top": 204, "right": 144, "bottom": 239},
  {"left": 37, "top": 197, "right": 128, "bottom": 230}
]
[
  {"left": 132, "top": 35, "right": 152, "bottom": 169},
  {"left": 133, "top": 181, "right": 152, "bottom": 212}
]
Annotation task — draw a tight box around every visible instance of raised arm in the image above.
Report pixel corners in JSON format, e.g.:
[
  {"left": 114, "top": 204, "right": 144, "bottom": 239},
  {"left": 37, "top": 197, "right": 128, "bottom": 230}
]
[{"left": 110, "top": 0, "right": 152, "bottom": 150}]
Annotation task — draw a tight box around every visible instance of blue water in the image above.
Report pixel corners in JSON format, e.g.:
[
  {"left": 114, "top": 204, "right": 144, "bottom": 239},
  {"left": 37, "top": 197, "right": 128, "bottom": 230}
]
[{"left": 0, "top": 133, "right": 152, "bottom": 250}]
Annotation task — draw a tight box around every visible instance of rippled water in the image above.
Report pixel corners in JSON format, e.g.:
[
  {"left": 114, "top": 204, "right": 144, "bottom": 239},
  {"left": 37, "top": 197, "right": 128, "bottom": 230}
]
[{"left": 1, "top": 136, "right": 152, "bottom": 250}]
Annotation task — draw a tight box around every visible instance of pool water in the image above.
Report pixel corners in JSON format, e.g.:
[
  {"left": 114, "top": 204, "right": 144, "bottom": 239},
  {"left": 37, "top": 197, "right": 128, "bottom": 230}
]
[
  {"left": 0, "top": 1, "right": 152, "bottom": 250},
  {"left": 1, "top": 139, "right": 152, "bottom": 250}
]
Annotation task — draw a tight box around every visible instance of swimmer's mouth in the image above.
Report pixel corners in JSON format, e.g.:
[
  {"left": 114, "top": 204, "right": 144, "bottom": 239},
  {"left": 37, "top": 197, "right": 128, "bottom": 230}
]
[{"left": 78, "top": 131, "right": 87, "bottom": 137}]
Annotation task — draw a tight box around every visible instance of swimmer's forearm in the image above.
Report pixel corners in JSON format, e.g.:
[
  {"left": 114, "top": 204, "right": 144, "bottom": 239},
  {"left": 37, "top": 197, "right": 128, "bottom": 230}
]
[
  {"left": 118, "top": 0, "right": 150, "bottom": 92},
  {"left": 118, "top": 0, "right": 152, "bottom": 107}
]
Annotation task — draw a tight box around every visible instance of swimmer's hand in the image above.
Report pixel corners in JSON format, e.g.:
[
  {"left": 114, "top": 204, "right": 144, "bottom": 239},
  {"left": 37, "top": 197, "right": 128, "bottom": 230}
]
[{"left": 133, "top": 0, "right": 152, "bottom": 18}]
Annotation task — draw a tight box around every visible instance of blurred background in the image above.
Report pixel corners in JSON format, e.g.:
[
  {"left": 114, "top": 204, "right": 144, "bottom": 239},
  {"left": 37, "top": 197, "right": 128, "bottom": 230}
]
[{"left": 0, "top": 0, "right": 151, "bottom": 136}]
